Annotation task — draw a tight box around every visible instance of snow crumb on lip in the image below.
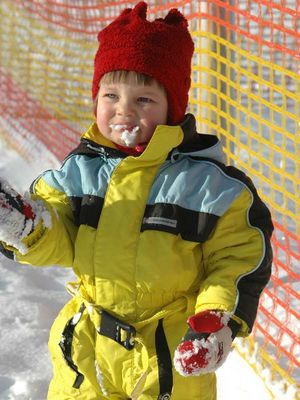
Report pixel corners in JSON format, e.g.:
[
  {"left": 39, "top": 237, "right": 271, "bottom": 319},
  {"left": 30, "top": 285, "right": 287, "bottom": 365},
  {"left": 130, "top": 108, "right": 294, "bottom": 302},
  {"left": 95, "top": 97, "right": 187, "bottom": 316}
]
[
  {"left": 109, "top": 124, "right": 140, "bottom": 147},
  {"left": 109, "top": 124, "right": 139, "bottom": 132}
]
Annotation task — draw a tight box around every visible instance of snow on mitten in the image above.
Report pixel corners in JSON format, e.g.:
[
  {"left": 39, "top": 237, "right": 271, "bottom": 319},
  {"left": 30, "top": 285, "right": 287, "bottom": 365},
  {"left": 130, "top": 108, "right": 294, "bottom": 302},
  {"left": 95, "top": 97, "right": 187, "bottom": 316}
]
[
  {"left": 174, "top": 310, "right": 240, "bottom": 376},
  {"left": 0, "top": 178, "right": 50, "bottom": 254}
]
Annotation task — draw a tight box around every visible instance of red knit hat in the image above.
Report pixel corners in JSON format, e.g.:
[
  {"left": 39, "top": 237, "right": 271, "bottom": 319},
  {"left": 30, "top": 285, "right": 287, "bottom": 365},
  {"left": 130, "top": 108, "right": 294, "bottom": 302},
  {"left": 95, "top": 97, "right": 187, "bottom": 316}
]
[{"left": 92, "top": 1, "right": 194, "bottom": 125}]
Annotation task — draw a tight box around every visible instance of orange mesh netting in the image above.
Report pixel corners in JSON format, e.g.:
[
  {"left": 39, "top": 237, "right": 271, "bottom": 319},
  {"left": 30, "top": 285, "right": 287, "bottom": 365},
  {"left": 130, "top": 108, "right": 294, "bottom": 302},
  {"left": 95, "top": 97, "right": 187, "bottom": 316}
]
[{"left": 0, "top": 1, "right": 299, "bottom": 398}]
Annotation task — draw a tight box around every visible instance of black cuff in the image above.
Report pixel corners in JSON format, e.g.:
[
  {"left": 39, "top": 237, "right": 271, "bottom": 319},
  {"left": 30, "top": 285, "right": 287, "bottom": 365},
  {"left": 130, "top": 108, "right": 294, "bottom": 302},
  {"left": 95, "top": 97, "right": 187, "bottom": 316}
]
[
  {"left": 182, "top": 318, "right": 241, "bottom": 342},
  {"left": 182, "top": 328, "right": 209, "bottom": 342},
  {"left": 228, "top": 318, "right": 241, "bottom": 340}
]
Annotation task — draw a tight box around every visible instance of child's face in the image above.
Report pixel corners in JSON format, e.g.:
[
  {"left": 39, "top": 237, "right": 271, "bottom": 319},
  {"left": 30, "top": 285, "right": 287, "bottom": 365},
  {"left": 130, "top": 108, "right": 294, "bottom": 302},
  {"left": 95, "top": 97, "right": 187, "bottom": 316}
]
[{"left": 96, "top": 77, "right": 168, "bottom": 149}]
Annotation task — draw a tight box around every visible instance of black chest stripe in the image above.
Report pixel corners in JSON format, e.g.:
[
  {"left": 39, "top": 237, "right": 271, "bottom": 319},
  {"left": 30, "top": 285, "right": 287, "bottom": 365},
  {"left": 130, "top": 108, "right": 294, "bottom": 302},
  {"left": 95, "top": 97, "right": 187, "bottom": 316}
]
[
  {"left": 142, "top": 203, "right": 219, "bottom": 242},
  {"left": 68, "top": 197, "right": 218, "bottom": 242}
]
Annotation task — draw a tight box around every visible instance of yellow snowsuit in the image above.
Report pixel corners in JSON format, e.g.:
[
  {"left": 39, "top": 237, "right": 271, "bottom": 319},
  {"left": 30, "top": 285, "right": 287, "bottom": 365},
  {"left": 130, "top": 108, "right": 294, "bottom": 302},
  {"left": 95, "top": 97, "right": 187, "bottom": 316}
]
[{"left": 10, "top": 114, "right": 273, "bottom": 399}]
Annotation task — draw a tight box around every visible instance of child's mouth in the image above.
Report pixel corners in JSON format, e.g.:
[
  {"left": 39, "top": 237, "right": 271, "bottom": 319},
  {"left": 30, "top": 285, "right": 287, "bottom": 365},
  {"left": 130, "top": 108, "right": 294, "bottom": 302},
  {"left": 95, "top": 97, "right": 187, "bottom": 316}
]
[{"left": 109, "top": 124, "right": 140, "bottom": 147}]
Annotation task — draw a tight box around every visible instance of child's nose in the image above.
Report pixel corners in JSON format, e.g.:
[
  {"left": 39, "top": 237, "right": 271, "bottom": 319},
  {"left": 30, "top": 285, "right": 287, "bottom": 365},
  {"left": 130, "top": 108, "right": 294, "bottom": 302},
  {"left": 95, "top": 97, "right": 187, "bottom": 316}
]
[{"left": 117, "top": 99, "right": 134, "bottom": 117}]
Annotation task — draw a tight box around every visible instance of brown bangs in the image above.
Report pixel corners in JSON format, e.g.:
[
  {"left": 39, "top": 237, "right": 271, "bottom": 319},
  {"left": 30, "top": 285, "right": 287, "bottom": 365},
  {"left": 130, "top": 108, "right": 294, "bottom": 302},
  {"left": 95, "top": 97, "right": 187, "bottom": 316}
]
[{"left": 100, "top": 70, "right": 159, "bottom": 87}]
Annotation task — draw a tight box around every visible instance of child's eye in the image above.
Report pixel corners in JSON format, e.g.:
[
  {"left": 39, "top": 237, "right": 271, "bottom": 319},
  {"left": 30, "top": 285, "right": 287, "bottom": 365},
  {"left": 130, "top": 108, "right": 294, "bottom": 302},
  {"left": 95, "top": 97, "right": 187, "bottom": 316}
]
[
  {"left": 138, "top": 97, "right": 153, "bottom": 103},
  {"left": 104, "top": 93, "right": 117, "bottom": 99}
]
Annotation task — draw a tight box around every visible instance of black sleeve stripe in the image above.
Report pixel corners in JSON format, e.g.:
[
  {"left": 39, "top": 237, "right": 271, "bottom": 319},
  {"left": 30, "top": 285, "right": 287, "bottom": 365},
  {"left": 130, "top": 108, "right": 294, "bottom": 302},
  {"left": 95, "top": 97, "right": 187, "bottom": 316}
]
[
  {"left": 234, "top": 187, "right": 273, "bottom": 331},
  {"left": 221, "top": 167, "right": 274, "bottom": 331}
]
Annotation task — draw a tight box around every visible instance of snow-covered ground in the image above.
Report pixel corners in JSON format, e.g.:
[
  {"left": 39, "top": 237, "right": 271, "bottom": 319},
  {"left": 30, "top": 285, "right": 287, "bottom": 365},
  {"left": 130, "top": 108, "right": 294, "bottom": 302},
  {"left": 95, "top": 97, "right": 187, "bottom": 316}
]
[{"left": 0, "top": 139, "right": 272, "bottom": 399}]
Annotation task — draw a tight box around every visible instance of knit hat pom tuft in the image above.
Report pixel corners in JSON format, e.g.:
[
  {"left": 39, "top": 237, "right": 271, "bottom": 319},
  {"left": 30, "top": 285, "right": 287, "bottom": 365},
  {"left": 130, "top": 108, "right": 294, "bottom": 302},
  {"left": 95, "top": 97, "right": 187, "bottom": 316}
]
[
  {"left": 132, "top": 1, "right": 148, "bottom": 19},
  {"left": 164, "top": 9, "right": 188, "bottom": 27}
]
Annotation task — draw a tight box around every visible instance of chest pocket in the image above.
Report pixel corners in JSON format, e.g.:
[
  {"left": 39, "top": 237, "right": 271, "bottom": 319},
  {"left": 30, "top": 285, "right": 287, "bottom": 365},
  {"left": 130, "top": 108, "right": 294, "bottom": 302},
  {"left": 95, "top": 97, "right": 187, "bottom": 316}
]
[{"left": 141, "top": 203, "right": 219, "bottom": 242}]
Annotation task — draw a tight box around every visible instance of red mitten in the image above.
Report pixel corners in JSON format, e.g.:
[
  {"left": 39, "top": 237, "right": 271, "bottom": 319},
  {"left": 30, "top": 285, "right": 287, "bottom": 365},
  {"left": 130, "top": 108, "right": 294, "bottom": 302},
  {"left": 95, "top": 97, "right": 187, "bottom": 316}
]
[
  {"left": 174, "top": 310, "right": 240, "bottom": 376},
  {"left": 0, "top": 178, "right": 49, "bottom": 254}
]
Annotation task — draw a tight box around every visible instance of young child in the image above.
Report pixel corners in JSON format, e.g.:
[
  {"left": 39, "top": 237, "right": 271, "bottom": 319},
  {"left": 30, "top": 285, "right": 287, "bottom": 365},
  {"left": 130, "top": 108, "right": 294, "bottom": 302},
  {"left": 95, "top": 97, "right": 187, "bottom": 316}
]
[{"left": 0, "top": 2, "right": 273, "bottom": 399}]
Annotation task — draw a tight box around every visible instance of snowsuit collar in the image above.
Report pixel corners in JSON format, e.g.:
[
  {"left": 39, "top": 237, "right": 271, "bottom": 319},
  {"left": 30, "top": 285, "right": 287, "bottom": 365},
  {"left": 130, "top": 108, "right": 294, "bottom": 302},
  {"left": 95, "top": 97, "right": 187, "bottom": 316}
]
[{"left": 79, "top": 113, "right": 225, "bottom": 164}]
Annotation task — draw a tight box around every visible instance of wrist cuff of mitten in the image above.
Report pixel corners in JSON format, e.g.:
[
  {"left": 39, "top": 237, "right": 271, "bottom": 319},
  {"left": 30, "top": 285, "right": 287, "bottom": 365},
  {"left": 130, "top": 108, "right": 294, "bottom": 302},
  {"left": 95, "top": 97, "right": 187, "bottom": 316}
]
[
  {"left": 188, "top": 310, "right": 241, "bottom": 339},
  {"left": 188, "top": 310, "right": 228, "bottom": 333},
  {"left": 184, "top": 319, "right": 240, "bottom": 342},
  {"left": 182, "top": 328, "right": 209, "bottom": 342}
]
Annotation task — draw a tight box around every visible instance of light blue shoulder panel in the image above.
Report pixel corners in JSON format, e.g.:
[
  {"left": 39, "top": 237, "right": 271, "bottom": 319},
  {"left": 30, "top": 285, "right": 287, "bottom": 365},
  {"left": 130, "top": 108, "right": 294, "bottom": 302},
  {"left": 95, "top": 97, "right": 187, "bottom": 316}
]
[
  {"left": 38, "top": 154, "right": 120, "bottom": 198},
  {"left": 149, "top": 158, "right": 245, "bottom": 217}
]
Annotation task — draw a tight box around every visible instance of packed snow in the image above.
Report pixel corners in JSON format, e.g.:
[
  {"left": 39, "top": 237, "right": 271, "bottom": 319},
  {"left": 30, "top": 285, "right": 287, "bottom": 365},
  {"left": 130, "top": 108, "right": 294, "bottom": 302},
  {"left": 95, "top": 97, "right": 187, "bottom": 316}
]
[{"left": 0, "top": 138, "right": 272, "bottom": 399}]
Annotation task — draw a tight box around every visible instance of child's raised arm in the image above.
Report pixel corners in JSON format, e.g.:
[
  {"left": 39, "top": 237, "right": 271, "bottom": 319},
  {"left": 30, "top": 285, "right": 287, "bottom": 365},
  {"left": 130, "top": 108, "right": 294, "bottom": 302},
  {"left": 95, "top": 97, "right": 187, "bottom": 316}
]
[{"left": 0, "top": 177, "right": 76, "bottom": 267}]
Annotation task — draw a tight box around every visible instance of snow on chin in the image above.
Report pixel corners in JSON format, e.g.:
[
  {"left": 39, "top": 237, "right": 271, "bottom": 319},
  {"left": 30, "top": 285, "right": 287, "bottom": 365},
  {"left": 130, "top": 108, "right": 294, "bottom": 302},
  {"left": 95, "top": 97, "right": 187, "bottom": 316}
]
[
  {"left": 109, "top": 124, "right": 140, "bottom": 147},
  {"left": 120, "top": 127, "right": 139, "bottom": 147}
]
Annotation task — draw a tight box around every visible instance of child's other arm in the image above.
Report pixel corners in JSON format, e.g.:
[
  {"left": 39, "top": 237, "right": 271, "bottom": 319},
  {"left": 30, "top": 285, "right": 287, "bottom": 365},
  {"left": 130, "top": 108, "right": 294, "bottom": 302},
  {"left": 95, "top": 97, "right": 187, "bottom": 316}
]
[
  {"left": 174, "top": 184, "right": 273, "bottom": 377},
  {"left": 196, "top": 184, "right": 273, "bottom": 336}
]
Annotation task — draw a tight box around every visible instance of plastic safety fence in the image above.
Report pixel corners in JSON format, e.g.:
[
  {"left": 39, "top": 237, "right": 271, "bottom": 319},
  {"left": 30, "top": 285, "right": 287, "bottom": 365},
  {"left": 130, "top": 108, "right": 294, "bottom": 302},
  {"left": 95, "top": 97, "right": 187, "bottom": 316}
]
[{"left": 0, "top": 1, "right": 299, "bottom": 398}]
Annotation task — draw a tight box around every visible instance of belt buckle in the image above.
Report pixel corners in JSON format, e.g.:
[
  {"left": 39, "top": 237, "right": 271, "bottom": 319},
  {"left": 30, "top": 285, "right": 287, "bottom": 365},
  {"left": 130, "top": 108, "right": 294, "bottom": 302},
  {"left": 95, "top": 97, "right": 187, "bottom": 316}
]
[{"left": 99, "top": 310, "right": 136, "bottom": 350}]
